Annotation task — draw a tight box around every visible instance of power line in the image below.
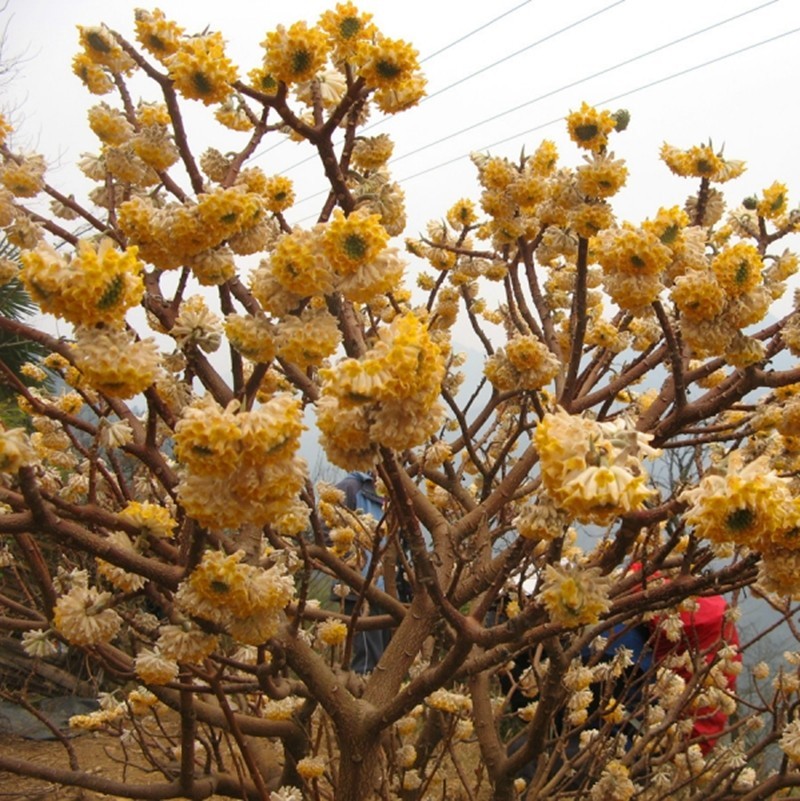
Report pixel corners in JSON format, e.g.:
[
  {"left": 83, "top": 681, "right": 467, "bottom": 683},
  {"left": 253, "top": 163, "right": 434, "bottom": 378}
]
[
  {"left": 288, "top": 1, "right": 781, "bottom": 212},
  {"left": 423, "top": 0, "right": 624, "bottom": 104},
  {"left": 275, "top": 0, "right": 627, "bottom": 177},
  {"left": 249, "top": 0, "right": 535, "bottom": 164},
  {"left": 396, "top": 25, "right": 800, "bottom": 186},
  {"left": 389, "top": 0, "right": 778, "bottom": 166},
  {"left": 421, "top": 0, "right": 534, "bottom": 63}
]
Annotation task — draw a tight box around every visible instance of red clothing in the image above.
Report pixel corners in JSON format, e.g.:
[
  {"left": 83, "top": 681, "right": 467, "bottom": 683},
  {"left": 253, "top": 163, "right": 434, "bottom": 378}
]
[{"left": 653, "top": 595, "right": 740, "bottom": 753}]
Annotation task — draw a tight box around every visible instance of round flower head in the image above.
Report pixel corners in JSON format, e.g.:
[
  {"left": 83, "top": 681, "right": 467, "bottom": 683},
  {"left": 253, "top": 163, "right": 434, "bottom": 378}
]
[
  {"left": 537, "top": 563, "right": 612, "bottom": 628},
  {"left": 71, "top": 326, "right": 160, "bottom": 399},
  {"left": 319, "top": 3, "right": 376, "bottom": 61},
  {"left": 567, "top": 103, "right": 619, "bottom": 153},
  {"left": 262, "top": 174, "right": 295, "bottom": 213},
  {"left": 711, "top": 241, "right": 763, "bottom": 297},
  {"left": 72, "top": 52, "right": 114, "bottom": 95},
  {"left": 134, "top": 8, "right": 184, "bottom": 61},
  {"left": 87, "top": 103, "right": 133, "bottom": 146},
  {"left": 0, "top": 427, "right": 36, "bottom": 473},
  {"left": 660, "top": 143, "right": 746, "bottom": 183},
  {"left": 354, "top": 35, "right": 422, "bottom": 91},
  {"left": 20, "top": 238, "right": 144, "bottom": 327},
  {"left": 53, "top": 585, "right": 122, "bottom": 646},
  {"left": 322, "top": 208, "right": 389, "bottom": 275},
  {"left": 318, "top": 618, "right": 348, "bottom": 646},
  {"left": 682, "top": 453, "right": 800, "bottom": 550},
  {"left": 352, "top": 134, "right": 394, "bottom": 172},
  {"left": 167, "top": 32, "right": 237, "bottom": 105},
  {"left": 135, "top": 648, "right": 179, "bottom": 685},
  {"left": 118, "top": 500, "right": 177, "bottom": 539},
  {"left": 262, "top": 21, "right": 330, "bottom": 85},
  {"left": 1, "top": 154, "right": 46, "bottom": 198}
]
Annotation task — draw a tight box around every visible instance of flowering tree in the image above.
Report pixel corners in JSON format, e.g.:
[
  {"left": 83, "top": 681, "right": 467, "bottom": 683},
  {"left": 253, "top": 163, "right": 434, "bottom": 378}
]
[{"left": 2, "top": 5, "right": 800, "bottom": 801}]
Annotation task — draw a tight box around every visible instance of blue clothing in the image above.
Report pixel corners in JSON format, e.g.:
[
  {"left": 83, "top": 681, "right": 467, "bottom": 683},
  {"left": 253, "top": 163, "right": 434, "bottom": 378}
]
[{"left": 337, "top": 471, "right": 389, "bottom": 673}]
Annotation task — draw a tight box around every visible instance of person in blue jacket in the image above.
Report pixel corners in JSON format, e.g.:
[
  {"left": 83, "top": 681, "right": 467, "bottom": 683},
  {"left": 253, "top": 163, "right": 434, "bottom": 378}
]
[{"left": 336, "top": 471, "right": 392, "bottom": 674}]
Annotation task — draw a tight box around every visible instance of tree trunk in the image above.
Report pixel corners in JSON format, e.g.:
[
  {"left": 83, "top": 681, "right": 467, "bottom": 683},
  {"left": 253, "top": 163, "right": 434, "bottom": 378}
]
[{"left": 335, "top": 730, "right": 384, "bottom": 801}]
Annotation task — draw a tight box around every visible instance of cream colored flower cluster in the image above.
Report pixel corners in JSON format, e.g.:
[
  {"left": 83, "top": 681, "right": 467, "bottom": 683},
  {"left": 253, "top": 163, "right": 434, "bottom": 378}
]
[
  {"left": 536, "top": 563, "right": 612, "bottom": 628},
  {"left": 317, "top": 312, "right": 446, "bottom": 469},
  {"left": 484, "top": 334, "right": 560, "bottom": 392},
  {"left": 174, "top": 394, "right": 309, "bottom": 533},
  {"left": 533, "top": 407, "right": 660, "bottom": 525},
  {"left": 682, "top": 452, "right": 800, "bottom": 595},
  {"left": 251, "top": 210, "right": 405, "bottom": 314},
  {"left": 53, "top": 584, "right": 122, "bottom": 646},
  {"left": 174, "top": 549, "right": 295, "bottom": 646}
]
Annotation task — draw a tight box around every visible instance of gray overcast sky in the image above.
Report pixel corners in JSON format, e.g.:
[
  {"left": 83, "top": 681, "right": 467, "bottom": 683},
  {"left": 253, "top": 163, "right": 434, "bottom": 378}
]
[{"left": 3, "top": 0, "right": 800, "bottom": 311}]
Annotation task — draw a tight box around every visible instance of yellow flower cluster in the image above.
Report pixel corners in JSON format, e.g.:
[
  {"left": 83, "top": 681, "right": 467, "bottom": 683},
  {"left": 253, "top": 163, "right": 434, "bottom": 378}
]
[
  {"left": 20, "top": 239, "right": 144, "bottom": 327},
  {"left": 660, "top": 143, "right": 746, "bottom": 183},
  {"left": 318, "top": 312, "right": 446, "bottom": 467},
  {"left": 537, "top": 563, "right": 612, "bottom": 628},
  {"left": 566, "top": 102, "right": 621, "bottom": 153},
  {"left": 167, "top": 31, "right": 237, "bottom": 105},
  {"left": 255, "top": 211, "right": 405, "bottom": 307},
  {"left": 118, "top": 187, "right": 263, "bottom": 271},
  {"left": 224, "top": 313, "right": 276, "bottom": 363},
  {"left": 682, "top": 453, "right": 800, "bottom": 552},
  {"left": 592, "top": 224, "right": 673, "bottom": 311},
  {"left": 53, "top": 585, "right": 122, "bottom": 646},
  {"left": 275, "top": 306, "right": 342, "bottom": 368},
  {"left": 352, "top": 134, "right": 394, "bottom": 172},
  {"left": 484, "top": 335, "right": 560, "bottom": 392},
  {"left": 118, "top": 500, "right": 177, "bottom": 539},
  {"left": 71, "top": 326, "right": 160, "bottom": 399},
  {"left": 88, "top": 103, "right": 133, "bottom": 145},
  {"left": 319, "top": 3, "right": 376, "bottom": 62},
  {"left": 174, "top": 394, "right": 308, "bottom": 532},
  {"left": 323, "top": 208, "right": 389, "bottom": 274},
  {"left": 533, "top": 408, "right": 660, "bottom": 525},
  {"left": 77, "top": 25, "right": 136, "bottom": 75},
  {"left": 96, "top": 531, "right": 147, "bottom": 593},
  {"left": 262, "top": 22, "right": 330, "bottom": 86},
  {"left": 1, "top": 154, "right": 46, "bottom": 197},
  {"left": 0, "top": 427, "right": 37, "bottom": 473},
  {"left": 134, "top": 8, "right": 184, "bottom": 62},
  {"left": 174, "top": 549, "right": 295, "bottom": 645},
  {"left": 135, "top": 647, "right": 179, "bottom": 685}
]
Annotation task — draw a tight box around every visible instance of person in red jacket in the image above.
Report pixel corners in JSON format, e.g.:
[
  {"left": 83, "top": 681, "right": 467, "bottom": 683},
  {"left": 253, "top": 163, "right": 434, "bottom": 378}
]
[{"left": 651, "top": 594, "right": 741, "bottom": 754}]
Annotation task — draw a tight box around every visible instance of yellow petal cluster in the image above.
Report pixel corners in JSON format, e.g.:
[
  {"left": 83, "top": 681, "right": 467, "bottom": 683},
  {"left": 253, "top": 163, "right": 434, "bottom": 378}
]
[
  {"left": 262, "top": 22, "right": 330, "bottom": 86},
  {"left": 118, "top": 188, "right": 263, "bottom": 270},
  {"left": 318, "top": 313, "right": 445, "bottom": 465},
  {"left": 484, "top": 335, "right": 560, "bottom": 392},
  {"left": 71, "top": 327, "right": 160, "bottom": 399},
  {"left": 537, "top": 563, "right": 612, "bottom": 628},
  {"left": 167, "top": 32, "right": 237, "bottom": 105},
  {"left": 682, "top": 453, "right": 800, "bottom": 550},
  {"left": 319, "top": 3, "right": 376, "bottom": 62},
  {"left": 134, "top": 8, "right": 184, "bottom": 62},
  {"left": 566, "top": 103, "right": 619, "bottom": 153},
  {"left": 174, "top": 394, "right": 308, "bottom": 531},
  {"left": 660, "top": 143, "right": 746, "bottom": 183},
  {"left": 53, "top": 585, "right": 122, "bottom": 646},
  {"left": 20, "top": 239, "right": 144, "bottom": 327},
  {"left": 175, "top": 549, "right": 295, "bottom": 645},
  {"left": 534, "top": 408, "right": 659, "bottom": 525}
]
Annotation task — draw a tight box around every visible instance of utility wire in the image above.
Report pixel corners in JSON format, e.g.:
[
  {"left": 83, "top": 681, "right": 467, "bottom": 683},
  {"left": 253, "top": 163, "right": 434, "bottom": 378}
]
[
  {"left": 289, "top": 0, "right": 778, "bottom": 209},
  {"left": 390, "top": 0, "right": 778, "bottom": 166},
  {"left": 250, "top": 0, "right": 535, "bottom": 162},
  {"left": 276, "top": 0, "right": 624, "bottom": 176},
  {"left": 423, "top": 0, "right": 624, "bottom": 104},
  {"left": 396, "top": 25, "right": 800, "bottom": 185},
  {"left": 421, "top": 0, "right": 534, "bottom": 63}
]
